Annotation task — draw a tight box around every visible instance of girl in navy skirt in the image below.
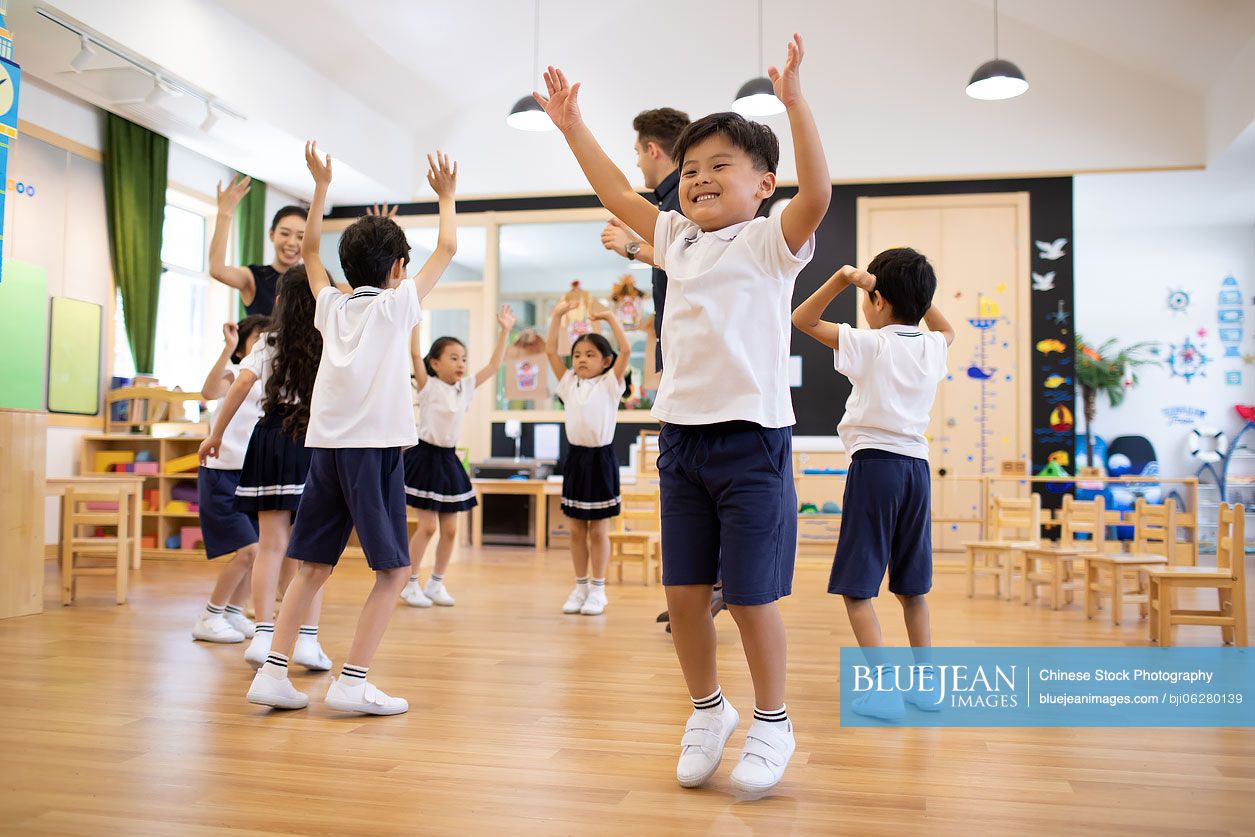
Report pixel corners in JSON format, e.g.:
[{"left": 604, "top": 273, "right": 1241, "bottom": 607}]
[
  {"left": 191, "top": 314, "right": 269, "bottom": 644},
  {"left": 400, "top": 305, "right": 515, "bottom": 608},
  {"left": 545, "top": 301, "right": 630, "bottom": 616},
  {"left": 199, "top": 269, "right": 331, "bottom": 671}
]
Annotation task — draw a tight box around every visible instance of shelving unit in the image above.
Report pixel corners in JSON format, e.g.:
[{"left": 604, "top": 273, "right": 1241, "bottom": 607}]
[
  {"left": 1197, "top": 420, "right": 1255, "bottom": 551},
  {"left": 79, "top": 434, "right": 207, "bottom": 560}
]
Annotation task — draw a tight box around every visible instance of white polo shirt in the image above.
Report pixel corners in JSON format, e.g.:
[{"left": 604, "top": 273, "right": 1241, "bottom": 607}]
[
  {"left": 204, "top": 363, "right": 263, "bottom": 471},
  {"left": 556, "top": 370, "right": 620, "bottom": 448},
  {"left": 835, "top": 322, "right": 949, "bottom": 460},
  {"left": 416, "top": 376, "right": 476, "bottom": 448},
  {"left": 651, "top": 210, "right": 813, "bottom": 427},
  {"left": 238, "top": 339, "right": 294, "bottom": 404},
  {"left": 305, "top": 282, "right": 422, "bottom": 449}
]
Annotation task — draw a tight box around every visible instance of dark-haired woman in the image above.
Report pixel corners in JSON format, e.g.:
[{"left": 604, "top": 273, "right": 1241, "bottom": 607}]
[{"left": 209, "top": 174, "right": 307, "bottom": 317}]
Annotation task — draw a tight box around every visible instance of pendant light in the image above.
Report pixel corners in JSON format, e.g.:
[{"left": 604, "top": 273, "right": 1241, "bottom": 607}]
[
  {"left": 733, "top": 0, "right": 784, "bottom": 117},
  {"left": 507, "top": 0, "right": 555, "bottom": 131},
  {"left": 966, "top": 0, "right": 1028, "bottom": 100}
]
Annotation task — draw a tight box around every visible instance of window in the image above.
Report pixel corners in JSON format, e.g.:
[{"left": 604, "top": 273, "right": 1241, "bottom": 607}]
[{"left": 159, "top": 204, "right": 206, "bottom": 273}]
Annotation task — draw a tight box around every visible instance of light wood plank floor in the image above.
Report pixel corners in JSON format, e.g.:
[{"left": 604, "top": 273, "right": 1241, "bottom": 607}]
[{"left": 1, "top": 549, "right": 1252, "bottom": 836}]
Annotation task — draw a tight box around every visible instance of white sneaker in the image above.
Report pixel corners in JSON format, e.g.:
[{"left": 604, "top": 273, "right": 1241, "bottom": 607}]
[
  {"left": 247, "top": 670, "right": 309, "bottom": 709},
  {"left": 224, "top": 610, "right": 256, "bottom": 639},
  {"left": 729, "top": 719, "right": 796, "bottom": 797},
  {"left": 400, "top": 579, "right": 433, "bottom": 608},
  {"left": 292, "top": 635, "right": 333, "bottom": 671},
  {"left": 579, "top": 588, "right": 608, "bottom": 616},
  {"left": 192, "top": 613, "right": 245, "bottom": 644},
  {"left": 325, "top": 678, "right": 409, "bottom": 715},
  {"left": 424, "top": 580, "right": 455, "bottom": 607},
  {"left": 850, "top": 688, "right": 906, "bottom": 721},
  {"left": 676, "top": 701, "right": 740, "bottom": 788},
  {"left": 904, "top": 669, "right": 945, "bottom": 712},
  {"left": 562, "top": 585, "right": 590, "bottom": 614},
  {"left": 244, "top": 631, "right": 272, "bottom": 668}
]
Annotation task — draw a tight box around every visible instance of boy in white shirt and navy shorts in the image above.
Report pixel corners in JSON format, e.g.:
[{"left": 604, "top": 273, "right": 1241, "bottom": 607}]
[
  {"left": 792, "top": 249, "right": 955, "bottom": 722},
  {"left": 246, "top": 144, "right": 461, "bottom": 716},
  {"left": 535, "top": 33, "right": 831, "bottom": 796}
]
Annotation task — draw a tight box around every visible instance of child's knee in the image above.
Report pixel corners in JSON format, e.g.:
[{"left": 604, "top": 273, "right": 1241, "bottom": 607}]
[
  {"left": 377, "top": 566, "right": 410, "bottom": 590},
  {"left": 417, "top": 514, "right": 439, "bottom": 538},
  {"left": 895, "top": 592, "right": 926, "bottom": 607},
  {"left": 298, "top": 561, "right": 334, "bottom": 582},
  {"left": 233, "top": 543, "right": 259, "bottom": 565},
  {"left": 438, "top": 514, "right": 458, "bottom": 540}
]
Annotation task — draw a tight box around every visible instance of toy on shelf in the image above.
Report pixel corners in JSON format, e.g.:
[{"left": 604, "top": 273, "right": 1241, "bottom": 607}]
[{"left": 165, "top": 453, "right": 200, "bottom": 474}]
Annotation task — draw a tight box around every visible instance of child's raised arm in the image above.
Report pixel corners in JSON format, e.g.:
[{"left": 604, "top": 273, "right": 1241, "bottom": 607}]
[
  {"left": 201, "top": 322, "right": 239, "bottom": 400},
  {"left": 545, "top": 300, "right": 576, "bottom": 380},
  {"left": 413, "top": 151, "right": 459, "bottom": 300},
  {"left": 409, "top": 325, "right": 428, "bottom": 391},
  {"left": 771, "top": 34, "right": 831, "bottom": 255},
  {"left": 791, "top": 265, "right": 873, "bottom": 351},
  {"left": 301, "top": 142, "right": 334, "bottom": 297},
  {"left": 476, "top": 305, "right": 517, "bottom": 387},
  {"left": 923, "top": 304, "right": 956, "bottom": 346},
  {"left": 197, "top": 367, "right": 259, "bottom": 463},
  {"left": 534, "top": 68, "right": 659, "bottom": 244},
  {"left": 590, "top": 310, "right": 632, "bottom": 384}
]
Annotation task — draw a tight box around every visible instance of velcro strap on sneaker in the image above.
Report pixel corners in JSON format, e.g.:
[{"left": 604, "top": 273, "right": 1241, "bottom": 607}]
[
  {"left": 681, "top": 728, "right": 720, "bottom": 751},
  {"left": 742, "top": 734, "right": 785, "bottom": 765}
]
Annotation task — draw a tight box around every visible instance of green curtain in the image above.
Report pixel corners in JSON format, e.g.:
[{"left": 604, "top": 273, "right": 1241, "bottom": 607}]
[
  {"left": 235, "top": 173, "right": 266, "bottom": 317},
  {"left": 102, "top": 113, "right": 168, "bottom": 374}
]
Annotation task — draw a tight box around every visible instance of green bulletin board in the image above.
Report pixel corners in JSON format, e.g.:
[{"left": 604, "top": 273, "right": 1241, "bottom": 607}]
[
  {"left": 0, "top": 260, "right": 47, "bottom": 410},
  {"left": 47, "top": 296, "right": 102, "bottom": 415}
]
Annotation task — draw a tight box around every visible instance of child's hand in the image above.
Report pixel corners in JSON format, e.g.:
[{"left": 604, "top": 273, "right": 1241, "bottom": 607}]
[
  {"left": 837, "top": 264, "right": 876, "bottom": 292},
  {"left": 426, "top": 151, "right": 458, "bottom": 199},
  {"left": 767, "top": 33, "right": 806, "bottom": 108},
  {"left": 367, "top": 203, "right": 398, "bottom": 219},
  {"left": 533, "top": 66, "right": 583, "bottom": 133},
  {"left": 216, "top": 174, "right": 250, "bottom": 214},
  {"left": 305, "top": 141, "right": 333, "bottom": 187},
  {"left": 222, "top": 322, "right": 239, "bottom": 349},
  {"left": 497, "top": 305, "right": 516, "bottom": 331},
  {"left": 551, "top": 299, "right": 577, "bottom": 320},
  {"left": 198, "top": 436, "right": 222, "bottom": 464},
  {"left": 589, "top": 310, "right": 615, "bottom": 324}
]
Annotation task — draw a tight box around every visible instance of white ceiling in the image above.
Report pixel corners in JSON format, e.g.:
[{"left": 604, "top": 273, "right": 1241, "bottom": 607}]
[{"left": 11, "top": 0, "right": 1255, "bottom": 212}]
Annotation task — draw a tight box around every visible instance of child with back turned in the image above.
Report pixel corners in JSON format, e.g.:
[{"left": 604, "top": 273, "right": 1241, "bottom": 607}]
[
  {"left": 792, "top": 249, "right": 954, "bottom": 721},
  {"left": 535, "top": 33, "right": 830, "bottom": 795},
  {"left": 244, "top": 144, "right": 460, "bottom": 715}
]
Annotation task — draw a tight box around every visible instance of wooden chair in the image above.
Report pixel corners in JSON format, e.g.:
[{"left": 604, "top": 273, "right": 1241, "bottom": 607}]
[
  {"left": 1022, "top": 495, "right": 1105, "bottom": 609},
  {"left": 964, "top": 494, "right": 1041, "bottom": 599},
  {"left": 1148, "top": 504, "right": 1247, "bottom": 646},
  {"left": 1084, "top": 498, "right": 1176, "bottom": 626},
  {"left": 60, "top": 486, "right": 133, "bottom": 605},
  {"left": 608, "top": 489, "right": 662, "bottom": 585},
  {"left": 636, "top": 429, "right": 660, "bottom": 478}
]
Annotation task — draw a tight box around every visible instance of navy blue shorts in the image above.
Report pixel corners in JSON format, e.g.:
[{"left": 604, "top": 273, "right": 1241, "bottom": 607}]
[
  {"left": 198, "top": 467, "right": 259, "bottom": 559},
  {"left": 658, "top": 422, "right": 796, "bottom": 606},
  {"left": 286, "top": 448, "right": 410, "bottom": 571},
  {"left": 829, "top": 449, "right": 933, "bottom": 598}
]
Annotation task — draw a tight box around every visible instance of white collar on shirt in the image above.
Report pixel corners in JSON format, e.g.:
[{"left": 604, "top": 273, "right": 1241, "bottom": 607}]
[
  {"left": 881, "top": 324, "right": 925, "bottom": 337},
  {"left": 683, "top": 219, "right": 754, "bottom": 244}
]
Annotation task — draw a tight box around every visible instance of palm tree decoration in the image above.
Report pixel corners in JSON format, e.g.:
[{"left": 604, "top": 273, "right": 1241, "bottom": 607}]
[{"left": 1074, "top": 334, "right": 1160, "bottom": 468}]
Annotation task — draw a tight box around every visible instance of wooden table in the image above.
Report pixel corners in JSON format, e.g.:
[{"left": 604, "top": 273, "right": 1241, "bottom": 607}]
[
  {"left": 470, "top": 478, "right": 550, "bottom": 551},
  {"left": 46, "top": 476, "right": 146, "bottom": 570}
]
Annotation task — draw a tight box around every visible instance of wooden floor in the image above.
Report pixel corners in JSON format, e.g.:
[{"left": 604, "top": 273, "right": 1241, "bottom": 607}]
[{"left": 2, "top": 548, "right": 1253, "bottom": 836}]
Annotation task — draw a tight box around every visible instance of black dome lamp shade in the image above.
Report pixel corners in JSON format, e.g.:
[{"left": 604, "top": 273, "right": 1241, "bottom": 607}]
[{"left": 966, "top": 0, "right": 1029, "bottom": 100}]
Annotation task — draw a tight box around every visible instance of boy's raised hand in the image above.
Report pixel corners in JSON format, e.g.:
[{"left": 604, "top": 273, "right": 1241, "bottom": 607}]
[
  {"left": 426, "top": 151, "right": 458, "bottom": 199},
  {"left": 305, "top": 141, "right": 332, "bottom": 187},
  {"left": 533, "top": 67, "right": 583, "bottom": 133},
  {"left": 497, "top": 304, "right": 516, "bottom": 331},
  {"left": 837, "top": 264, "right": 876, "bottom": 292},
  {"left": 216, "top": 174, "right": 250, "bottom": 213},
  {"left": 767, "top": 33, "right": 806, "bottom": 108}
]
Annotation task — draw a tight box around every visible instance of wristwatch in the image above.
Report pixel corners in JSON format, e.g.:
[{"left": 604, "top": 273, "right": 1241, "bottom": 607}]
[{"left": 625, "top": 241, "right": 641, "bottom": 261}]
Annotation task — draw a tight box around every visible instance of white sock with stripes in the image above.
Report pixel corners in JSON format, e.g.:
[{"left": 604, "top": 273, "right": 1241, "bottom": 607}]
[
  {"left": 261, "top": 652, "right": 289, "bottom": 681},
  {"left": 692, "top": 686, "right": 724, "bottom": 714}
]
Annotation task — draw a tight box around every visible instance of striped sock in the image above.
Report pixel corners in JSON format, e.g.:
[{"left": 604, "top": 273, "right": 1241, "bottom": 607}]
[
  {"left": 224, "top": 604, "right": 244, "bottom": 617},
  {"left": 590, "top": 578, "right": 605, "bottom": 588},
  {"left": 255, "top": 621, "right": 274, "bottom": 635},
  {"left": 430, "top": 573, "right": 444, "bottom": 584},
  {"left": 205, "top": 602, "right": 225, "bottom": 616},
  {"left": 339, "top": 663, "right": 368, "bottom": 685},
  {"left": 754, "top": 705, "right": 789, "bottom": 724},
  {"left": 298, "top": 625, "right": 318, "bottom": 641},
  {"left": 409, "top": 574, "right": 419, "bottom": 583},
  {"left": 575, "top": 576, "right": 589, "bottom": 587},
  {"left": 261, "top": 652, "right": 289, "bottom": 680},
  {"left": 692, "top": 687, "right": 724, "bottom": 714}
]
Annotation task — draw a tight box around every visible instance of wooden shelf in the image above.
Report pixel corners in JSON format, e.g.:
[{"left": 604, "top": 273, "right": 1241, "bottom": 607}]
[{"left": 142, "top": 548, "right": 206, "bottom": 560}]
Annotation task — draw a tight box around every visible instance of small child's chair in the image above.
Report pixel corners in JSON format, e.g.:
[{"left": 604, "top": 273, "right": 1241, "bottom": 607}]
[
  {"left": 608, "top": 489, "right": 662, "bottom": 585},
  {"left": 964, "top": 493, "right": 1042, "bottom": 599},
  {"left": 1148, "top": 503, "right": 1247, "bottom": 646},
  {"left": 1084, "top": 498, "right": 1176, "bottom": 626},
  {"left": 1021, "top": 494, "right": 1105, "bottom": 609}
]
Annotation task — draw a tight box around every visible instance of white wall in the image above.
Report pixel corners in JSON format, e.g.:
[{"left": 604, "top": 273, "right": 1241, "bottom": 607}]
[{"left": 1074, "top": 219, "right": 1255, "bottom": 479}]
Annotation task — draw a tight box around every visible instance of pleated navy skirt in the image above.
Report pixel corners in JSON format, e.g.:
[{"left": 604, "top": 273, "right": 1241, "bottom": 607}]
[
  {"left": 403, "top": 440, "right": 478, "bottom": 513},
  {"left": 235, "top": 405, "right": 311, "bottom": 513},
  {"left": 561, "top": 444, "right": 621, "bottom": 520}
]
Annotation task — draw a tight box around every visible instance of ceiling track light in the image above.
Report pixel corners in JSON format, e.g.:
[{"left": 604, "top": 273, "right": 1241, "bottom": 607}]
[
  {"left": 966, "top": 0, "right": 1029, "bottom": 100},
  {"left": 507, "top": 0, "right": 555, "bottom": 131},
  {"left": 733, "top": 0, "right": 784, "bottom": 118},
  {"left": 144, "top": 77, "right": 179, "bottom": 107},
  {"left": 69, "top": 35, "right": 95, "bottom": 72},
  {"left": 200, "top": 101, "right": 220, "bottom": 132}
]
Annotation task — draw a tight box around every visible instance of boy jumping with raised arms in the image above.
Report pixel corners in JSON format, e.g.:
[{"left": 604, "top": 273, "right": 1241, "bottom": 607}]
[{"left": 535, "top": 33, "right": 830, "bottom": 795}]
